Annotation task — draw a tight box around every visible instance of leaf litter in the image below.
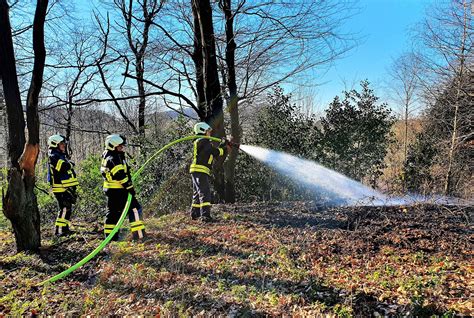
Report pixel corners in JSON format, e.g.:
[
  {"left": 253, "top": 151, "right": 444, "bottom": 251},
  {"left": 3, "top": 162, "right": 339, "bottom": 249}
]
[{"left": 0, "top": 202, "right": 472, "bottom": 316}]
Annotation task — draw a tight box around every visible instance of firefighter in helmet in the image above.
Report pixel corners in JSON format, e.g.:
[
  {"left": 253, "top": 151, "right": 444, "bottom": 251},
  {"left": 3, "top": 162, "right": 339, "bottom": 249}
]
[
  {"left": 190, "top": 122, "right": 230, "bottom": 222},
  {"left": 100, "top": 134, "right": 145, "bottom": 240},
  {"left": 47, "top": 134, "right": 78, "bottom": 237}
]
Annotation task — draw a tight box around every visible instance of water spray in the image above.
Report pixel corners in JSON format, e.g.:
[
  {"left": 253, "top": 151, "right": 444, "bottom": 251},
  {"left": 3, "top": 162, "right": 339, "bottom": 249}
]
[
  {"left": 238, "top": 145, "right": 472, "bottom": 207},
  {"left": 239, "top": 145, "right": 386, "bottom": 205}
]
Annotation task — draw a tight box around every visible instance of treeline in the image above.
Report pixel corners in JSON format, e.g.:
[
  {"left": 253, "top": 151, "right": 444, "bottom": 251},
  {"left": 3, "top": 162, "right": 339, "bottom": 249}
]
[{"left": 388, "top": 0, "right": 473, "bottom": 198}]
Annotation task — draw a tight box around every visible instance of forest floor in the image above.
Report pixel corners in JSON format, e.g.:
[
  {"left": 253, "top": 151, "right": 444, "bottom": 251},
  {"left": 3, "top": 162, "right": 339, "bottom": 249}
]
[{"left": 0, "top": 202, "right": 472, "bottom": 317}]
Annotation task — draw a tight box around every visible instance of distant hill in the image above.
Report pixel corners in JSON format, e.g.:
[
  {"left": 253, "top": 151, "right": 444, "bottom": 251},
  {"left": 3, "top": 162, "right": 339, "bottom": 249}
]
[{"left": 160, "top": 107, "right": 197, "bottom": 120}]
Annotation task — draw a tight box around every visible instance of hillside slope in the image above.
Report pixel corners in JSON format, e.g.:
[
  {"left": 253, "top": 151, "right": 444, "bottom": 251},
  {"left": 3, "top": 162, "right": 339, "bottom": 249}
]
[{"left": 1, "top": 203, "right": 472, "bottom": 316}]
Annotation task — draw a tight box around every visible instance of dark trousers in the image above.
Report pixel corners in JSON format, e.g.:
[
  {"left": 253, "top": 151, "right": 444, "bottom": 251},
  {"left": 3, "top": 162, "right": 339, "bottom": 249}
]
[
  {"left": 54, "top": 187, "right": 76, "bottom": 235},
  {"left": 190, "top": 172, "right": 212, "bottom": 219},
  {"left": 104, "top": 189, "right": 145, "bottom": 240}
]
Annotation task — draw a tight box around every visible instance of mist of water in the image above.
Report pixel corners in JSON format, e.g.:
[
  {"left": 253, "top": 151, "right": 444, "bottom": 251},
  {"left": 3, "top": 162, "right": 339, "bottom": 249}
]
[{"left": 239, "top": 145, "right": 471, "bottom": 207}]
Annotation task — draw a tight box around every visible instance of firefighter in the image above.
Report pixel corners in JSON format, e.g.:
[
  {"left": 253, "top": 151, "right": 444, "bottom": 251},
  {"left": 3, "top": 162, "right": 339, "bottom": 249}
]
[
  {"left": 100, "top": 134, "right": 145, "bottom": 241},
  {"left": 47, "top": 134, "right": 78, "bottom": 237},
  {"left": 189, "top": 122, "right": 230, "bottom": 222}
]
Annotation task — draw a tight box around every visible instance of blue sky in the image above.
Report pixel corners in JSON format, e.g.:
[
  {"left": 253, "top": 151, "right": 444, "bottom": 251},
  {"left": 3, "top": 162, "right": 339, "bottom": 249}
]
[
  {"left": 310, "top": 0, "right": 431, "bottom": 110},
  {"left": 37, "top": 0, "right": 433, "bottom": 115},
  {"left": 74, "top": 0, "right": 431, "bottom": 108}
]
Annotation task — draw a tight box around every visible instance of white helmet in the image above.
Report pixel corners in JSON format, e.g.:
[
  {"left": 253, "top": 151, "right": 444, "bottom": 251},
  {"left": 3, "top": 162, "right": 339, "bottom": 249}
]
[
  {"left": 48, "top": 134, "right": 66, "bottom": 148},
  {"left": 194, "top": 122, "right": 211, "bottom": 135},
  {"left": 105, "top": 134, "right": 126, "bottom": 150}
]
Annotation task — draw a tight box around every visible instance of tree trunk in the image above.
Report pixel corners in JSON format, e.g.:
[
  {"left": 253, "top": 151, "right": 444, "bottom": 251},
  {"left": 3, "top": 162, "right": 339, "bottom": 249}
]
[
  {"left": 66, "top": 99, "right": 72, "bottom": 142},
  {"left": 65, "top": 67, "right": 83, "bottom": 157},
  {"left": 221, "top": 0, "right": 241, "bottom": 203},
  {"left": 404, "top": 100, "right": 408, "bottom": 164},
  {"left": 136, "top": 59, "right": 146, "bottom": 138},
  {"left": 191, "top": 3, "right": 205, "bottom": 119},
  {"left": 403, "top": 97, "right": 408, "bottom": 192},
  {"left": 443, "top": 1, "right": 468, "bottom": 195},
  {"left": 0, "top": 1, "right": 25, "bottom": 166},
  {"left": 443, "top": 90, "right": 460, "bottom": 195},
  {"left": 65, "top": 95, "right": 73, "bottom": 158},
  {"left": 0, "top": 0, "right": 48, "bottom": 252},
  {"left": 212, "top": 111, "right": 226, "bottom": 202},
  {"left": 191, "top": 0, "right": 226, "bottom": 202}
]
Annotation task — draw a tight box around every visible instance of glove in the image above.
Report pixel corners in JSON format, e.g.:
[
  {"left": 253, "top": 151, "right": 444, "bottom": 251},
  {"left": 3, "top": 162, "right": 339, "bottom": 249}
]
[
  {"left": 226, "top": 137, "right": 240, "bottom": 149},
  {"left": 66, "top": 187, "right": 77, "bottom": 204},
  {"left": 128, "top": 187, "right": 136, "bottom": 197},
  {"left": 69, "top": 160, "right": 75, "bottom": 167},
  {"left": 219, "top": 138, "right": 228, "bottom": 147}
]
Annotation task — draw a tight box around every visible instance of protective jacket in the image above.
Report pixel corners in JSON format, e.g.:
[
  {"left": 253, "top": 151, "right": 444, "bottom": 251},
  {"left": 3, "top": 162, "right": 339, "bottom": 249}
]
[
  {"left": 189, "top": 138, "right": 227, "bottom": 175},
  {"left": 100, "top": 150, "right": 134, "bottom": 192},
  {"left": 48, "top": 148, "right": 78, "bottom": 193}
]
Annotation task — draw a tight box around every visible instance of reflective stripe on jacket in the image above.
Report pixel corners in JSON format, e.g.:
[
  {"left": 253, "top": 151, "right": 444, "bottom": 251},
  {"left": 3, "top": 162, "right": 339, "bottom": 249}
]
[
  {"left": 101, "top": 150, "right": 134, "bottom": 190},
  {"left": 48, "top": 148, "right": 78, "bottom": 193},
  {"left": 189, "top": 137, "right": 226, "bottom": 175}
]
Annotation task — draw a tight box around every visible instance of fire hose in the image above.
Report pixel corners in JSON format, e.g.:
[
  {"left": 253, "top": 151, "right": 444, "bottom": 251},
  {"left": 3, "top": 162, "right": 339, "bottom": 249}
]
[{"left": 38, "top": 135, "right": 237, "bottom": 286}]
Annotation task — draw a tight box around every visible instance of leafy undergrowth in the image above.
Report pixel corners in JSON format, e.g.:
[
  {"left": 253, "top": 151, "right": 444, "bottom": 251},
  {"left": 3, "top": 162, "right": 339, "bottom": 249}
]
[{"left": 0, "top": 202, "right": 472, "bottom": 316}]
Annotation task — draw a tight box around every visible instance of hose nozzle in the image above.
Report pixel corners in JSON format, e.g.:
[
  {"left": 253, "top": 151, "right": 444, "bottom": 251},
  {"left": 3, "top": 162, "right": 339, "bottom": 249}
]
[
  {"left": 228, "top": 141, "right": 240, "bottom": 149},
  {"left": 224, "top": 137, "right": 240, "bottom": 149}
]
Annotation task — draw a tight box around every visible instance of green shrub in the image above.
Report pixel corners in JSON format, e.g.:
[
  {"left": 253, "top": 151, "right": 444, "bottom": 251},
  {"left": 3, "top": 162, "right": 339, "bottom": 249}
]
[
  {"left": 137, "top": 116, "right": 195, "bottom": 216},
  {"left": 144, "top": 165, "right": 192, "bottom": 217},
  {"left": 35, "top": 159, "right": 57, "bottom": 225},
  {"left": 75, "top": 155, "right": 106, "bottom": 222}
]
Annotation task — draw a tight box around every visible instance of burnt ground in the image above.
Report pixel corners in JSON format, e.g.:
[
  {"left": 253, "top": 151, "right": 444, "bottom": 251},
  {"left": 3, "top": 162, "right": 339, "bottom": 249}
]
[{"left": 0, "top": 202, "right": 472, "bottom": 316}]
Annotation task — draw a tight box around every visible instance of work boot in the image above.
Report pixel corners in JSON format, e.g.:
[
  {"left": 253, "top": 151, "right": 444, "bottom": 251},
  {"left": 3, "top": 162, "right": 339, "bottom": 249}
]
[
  {"left": 55, "top": 228, "right": 75, "bottom": 237},
  {"left": 190, "top": 209, "right": 200, "bottom": 220},
  {"left": 132, "top": 229, "right": 147, "bottom": 241},
  {"left": 201, "top": 215, "right": 214, "bottom": 223},
  {"left": 105, "top": 232, "right": 120, "bottom": 241}
]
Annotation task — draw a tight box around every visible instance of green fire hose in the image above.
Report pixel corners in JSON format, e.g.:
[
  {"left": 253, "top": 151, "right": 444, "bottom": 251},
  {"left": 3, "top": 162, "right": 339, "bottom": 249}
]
[{"left": 39, "top": 135, "right": 222, "bottom": 286}]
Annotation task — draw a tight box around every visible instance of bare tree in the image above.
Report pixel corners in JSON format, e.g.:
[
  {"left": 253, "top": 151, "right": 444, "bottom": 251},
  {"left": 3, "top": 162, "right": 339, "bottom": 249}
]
[
  {"left": 144, "top": 0, "right": 354, "bottom": 116},
  {"left": 119, "top": 0, "right": 163, "bottom": 137},
  {"left": 191, "top": 0, "right": 226, "bottom": 201},
  {"left": 93, "top": 0, "right": 164, "bottom": 140},
  {"left": 43, "top": 26, "right": 100, "bottom": 149},
  {"left": 218, "top": 0, "right": 241, "bottom": 203},
  {"left": 388, "top": 53, "right": 420, "bottom": 163},
  {"left": 211, "top": 1, "right": 355, "bottom": 104},
  {"left": 386, "top": 53, "right": 421, "bottom": 191},
  {"left": 95, "top": 13, "right": 140, "bottom": 135},
  {"left": 1, "top": 0, "right": 48, "bottom": 252}
]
